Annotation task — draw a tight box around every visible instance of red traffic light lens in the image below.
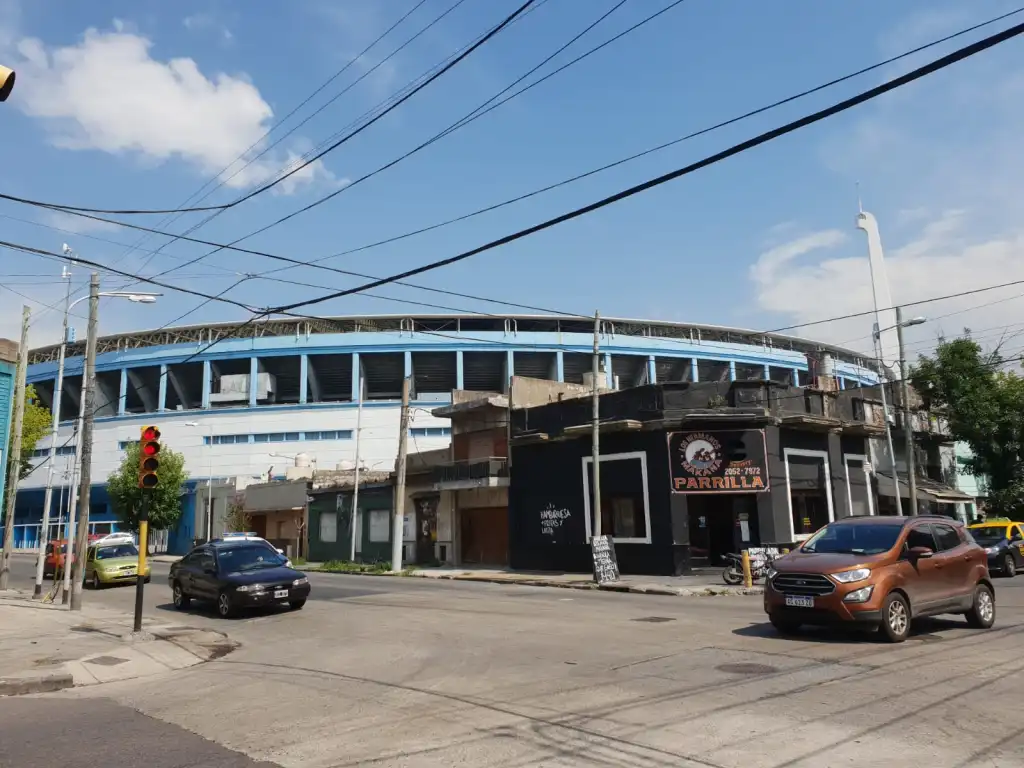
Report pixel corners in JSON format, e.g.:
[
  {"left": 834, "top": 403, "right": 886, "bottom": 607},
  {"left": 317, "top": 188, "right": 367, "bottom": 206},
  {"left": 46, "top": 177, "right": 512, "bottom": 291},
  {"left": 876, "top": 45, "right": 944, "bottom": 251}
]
[
  {"left": 141, "top": 426, "right": 160, "bottom": 441},
  {"left": 142, "top": 442, "right": 160, "bottom": 457}
]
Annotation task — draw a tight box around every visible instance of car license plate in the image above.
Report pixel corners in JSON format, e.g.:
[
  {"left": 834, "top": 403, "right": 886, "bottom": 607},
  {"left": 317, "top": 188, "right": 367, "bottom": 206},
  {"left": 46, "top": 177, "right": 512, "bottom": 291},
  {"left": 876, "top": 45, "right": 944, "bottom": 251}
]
[
  {"left": 785, "top": 594, "right": 814, "bottom": 608},
  {"left": 274, "top": 589, "right": 288, "bottom": 599},
  {"left": 124, "top": 569, "right": 136, "bottom": 575}
]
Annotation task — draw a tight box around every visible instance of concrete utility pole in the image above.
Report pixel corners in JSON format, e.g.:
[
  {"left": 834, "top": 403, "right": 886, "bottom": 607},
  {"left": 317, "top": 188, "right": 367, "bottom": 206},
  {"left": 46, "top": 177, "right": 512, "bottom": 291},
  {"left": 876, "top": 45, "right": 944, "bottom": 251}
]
[
  {"left": 61, "top": 383, "right": 86, "bottom": 604},
  {"left": 34, "top": 270, "right": 72, "bottom": 597},
  {"left": 349, "top": 369, "right": 363, "bottom": 562},
  {"left": 391, "top": 376, "right": 411, "bottom": 573},
  {"left": 70, "top": 274, "right": 99, "bottom": 610},
  {"left": 591, "top": 311, "right": 602, "bottom": 538},
  {"left": 895, "top": 306, "right": 919, "bottom": 516},
  {"left": 872, "top": 324, "right": 903, "bottom": 517},
  {"left": 0, "top": 306, "right": 30, "bottom": 590}
]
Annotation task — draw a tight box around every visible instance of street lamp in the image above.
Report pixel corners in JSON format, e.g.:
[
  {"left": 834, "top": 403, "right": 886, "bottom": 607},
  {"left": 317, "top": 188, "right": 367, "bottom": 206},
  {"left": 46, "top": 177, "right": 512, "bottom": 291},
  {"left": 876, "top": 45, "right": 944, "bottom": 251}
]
[
  {"left": 874, "top": 310, "right": 927, "bottom": 517},
  {"left": 33, "top": 259, "right": 160, "bottom": 603}
]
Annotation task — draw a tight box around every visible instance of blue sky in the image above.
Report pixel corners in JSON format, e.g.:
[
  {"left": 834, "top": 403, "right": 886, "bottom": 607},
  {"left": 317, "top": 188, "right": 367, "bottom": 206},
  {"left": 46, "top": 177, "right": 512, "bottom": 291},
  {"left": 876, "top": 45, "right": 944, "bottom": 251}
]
[{"left": 2, "top": 0, "right": 1024, "bottom": 361}]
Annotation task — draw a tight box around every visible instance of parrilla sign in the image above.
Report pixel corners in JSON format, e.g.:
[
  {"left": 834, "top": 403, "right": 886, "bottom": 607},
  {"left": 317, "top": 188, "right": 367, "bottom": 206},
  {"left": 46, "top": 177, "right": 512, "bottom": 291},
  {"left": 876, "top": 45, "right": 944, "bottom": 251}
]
[{"left": 667, "top": 430, "right": 770, "bottom": 494}]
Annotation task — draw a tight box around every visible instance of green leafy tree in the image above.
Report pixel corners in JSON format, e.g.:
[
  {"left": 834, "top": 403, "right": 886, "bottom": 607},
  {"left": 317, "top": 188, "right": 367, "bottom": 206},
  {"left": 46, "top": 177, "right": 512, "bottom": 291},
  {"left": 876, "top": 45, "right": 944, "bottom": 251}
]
[
  {"left": 912, "top": 336, "right": 1024, "bottom": 515},
  {"left": 107, "top": 441, "right": 189, "bottom": 531},
  {"left": 5, "top": 384, "right": 52, "bottom": 481},
  {"left": 224, "top": 492, "right": 251, "bottom": 533}
]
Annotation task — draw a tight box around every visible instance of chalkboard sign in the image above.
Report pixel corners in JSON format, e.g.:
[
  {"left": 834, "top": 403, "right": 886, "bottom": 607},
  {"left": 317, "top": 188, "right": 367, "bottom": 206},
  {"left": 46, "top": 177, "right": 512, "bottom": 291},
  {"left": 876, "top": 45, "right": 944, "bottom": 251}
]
[
  {"left": 591, "top": 535, "right": 620, "bottom": 585},
  {"left": 539, "top": 502, "right": 572, "bottom": 545}
]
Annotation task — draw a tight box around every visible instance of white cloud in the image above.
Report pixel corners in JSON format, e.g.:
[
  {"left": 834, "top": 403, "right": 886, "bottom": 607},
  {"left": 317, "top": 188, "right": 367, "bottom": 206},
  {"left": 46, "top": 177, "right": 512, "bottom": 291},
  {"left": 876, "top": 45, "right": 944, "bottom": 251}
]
[
  {"left": 183, "top": 12, "right": 233, "bottom": 42},
  {"left": 10, "top": 24, "right": 333, "bottom": 192}
]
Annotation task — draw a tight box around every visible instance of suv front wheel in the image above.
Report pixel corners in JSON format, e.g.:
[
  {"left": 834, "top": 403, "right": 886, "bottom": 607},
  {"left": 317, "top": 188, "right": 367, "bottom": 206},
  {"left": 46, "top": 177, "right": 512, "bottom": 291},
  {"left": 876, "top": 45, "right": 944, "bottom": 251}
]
[
  {"left": 879, "top": 592, "right": 911, "bottom": 643},
  {"left": 965, "top": 583, "right": 996, "bottom": 629}
]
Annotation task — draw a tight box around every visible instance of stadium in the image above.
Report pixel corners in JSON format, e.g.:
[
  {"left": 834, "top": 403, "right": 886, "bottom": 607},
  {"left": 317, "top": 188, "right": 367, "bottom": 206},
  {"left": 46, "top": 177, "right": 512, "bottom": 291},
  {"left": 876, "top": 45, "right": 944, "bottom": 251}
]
[{"left": 11, "top": 313, "right": 878, "bottom": 555}]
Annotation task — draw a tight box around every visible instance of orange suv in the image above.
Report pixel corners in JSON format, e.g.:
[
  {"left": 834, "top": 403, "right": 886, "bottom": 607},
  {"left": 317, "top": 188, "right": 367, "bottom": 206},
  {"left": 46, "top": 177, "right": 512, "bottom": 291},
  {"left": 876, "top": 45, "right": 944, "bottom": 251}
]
[{"left": 764, "top": 515, "right": 994, "bottom": 642}]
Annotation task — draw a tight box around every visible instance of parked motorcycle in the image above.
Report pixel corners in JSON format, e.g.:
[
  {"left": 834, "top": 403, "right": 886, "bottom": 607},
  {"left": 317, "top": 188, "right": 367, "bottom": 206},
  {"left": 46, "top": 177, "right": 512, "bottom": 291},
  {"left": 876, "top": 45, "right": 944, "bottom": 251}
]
[{"left": 721, "top": 551, "right": 776, "bottom": 585}]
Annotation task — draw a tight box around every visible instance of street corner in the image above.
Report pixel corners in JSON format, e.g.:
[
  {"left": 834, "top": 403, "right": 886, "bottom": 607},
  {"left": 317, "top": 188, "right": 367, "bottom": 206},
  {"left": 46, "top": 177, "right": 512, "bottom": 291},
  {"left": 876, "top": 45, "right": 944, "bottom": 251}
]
[{"left": 64, "top": 625, "right": 240, "bottom": 687}]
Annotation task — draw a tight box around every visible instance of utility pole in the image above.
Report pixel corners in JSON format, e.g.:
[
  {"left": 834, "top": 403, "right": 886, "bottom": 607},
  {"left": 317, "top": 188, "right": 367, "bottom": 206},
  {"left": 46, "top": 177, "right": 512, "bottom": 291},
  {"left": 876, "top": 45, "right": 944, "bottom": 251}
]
[
  {"left": 61, "top": 381, "right": 85, "bottom": 604},
  {"left": 34, "top": 269, "right": 72, "bottom": 597},
  {"left": 349, "top": 368, "right": 363, "bottom": 562},
  {"left": 391, "top": 376, "right": 410, "bottom": 573},
  {"left": 591, "top": 311, "right": 602, "bottom": 538},
  {"left": 70, "top": 273, "right": 99, "bottom": 610},
  {"left": 0, "top": 306, "right": 30, "bottom": 590},
  {"left": 895, "top": 306, "right": 918, "bottom": 516},
  {"left": 872, "top": 324, "right": 903, "bottom": 517}
]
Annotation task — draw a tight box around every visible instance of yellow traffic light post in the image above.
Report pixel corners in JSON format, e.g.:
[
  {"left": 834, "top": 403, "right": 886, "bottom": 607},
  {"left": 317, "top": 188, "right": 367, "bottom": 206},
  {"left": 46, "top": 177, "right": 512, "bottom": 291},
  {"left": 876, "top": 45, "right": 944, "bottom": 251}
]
[
  {"left": 134, "top": 426, "right": 160, "bottom": 632},
  {"left": 0, "top": 65, "right": 14, "bottom": 102}
]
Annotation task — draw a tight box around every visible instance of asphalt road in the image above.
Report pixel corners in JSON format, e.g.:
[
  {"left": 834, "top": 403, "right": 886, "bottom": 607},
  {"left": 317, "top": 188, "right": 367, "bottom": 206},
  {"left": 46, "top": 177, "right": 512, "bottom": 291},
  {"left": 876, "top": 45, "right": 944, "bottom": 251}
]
[
  {"left": 7, "top": 554, "right": 1024, "bottom": 767},
  {"left": 0, "top": 697, "right": 277, "bottom": 768}
]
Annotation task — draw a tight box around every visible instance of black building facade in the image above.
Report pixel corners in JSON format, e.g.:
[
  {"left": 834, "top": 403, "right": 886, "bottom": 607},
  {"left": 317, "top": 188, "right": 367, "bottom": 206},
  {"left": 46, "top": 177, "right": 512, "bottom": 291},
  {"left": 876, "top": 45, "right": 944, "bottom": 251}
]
[{"left": 508, "top": 380, "right": 883, "bottom": 576}]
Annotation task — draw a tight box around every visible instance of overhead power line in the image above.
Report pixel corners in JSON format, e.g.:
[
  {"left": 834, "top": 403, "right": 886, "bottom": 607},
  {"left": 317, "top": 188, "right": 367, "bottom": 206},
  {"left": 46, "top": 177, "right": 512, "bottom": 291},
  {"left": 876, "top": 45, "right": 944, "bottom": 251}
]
[
  {"left": 6, "top": 12, "right": 1015, "bottom": 325},
  {"left": 284, "top": 4, "right": 1024, "bottom": 272},
  {"left": 10, "top": 0, "right": 539, "bottom": 216},
  {"left": 264, "top": 20, "right": 1024, "bottom": 315}
]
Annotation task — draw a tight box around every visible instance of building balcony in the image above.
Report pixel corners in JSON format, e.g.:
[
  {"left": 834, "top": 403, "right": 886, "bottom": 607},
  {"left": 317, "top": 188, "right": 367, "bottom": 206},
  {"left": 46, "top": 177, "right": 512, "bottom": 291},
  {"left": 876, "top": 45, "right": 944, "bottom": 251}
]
[{"left": 430, "top": 458, "right": 509, "bottom": 490}]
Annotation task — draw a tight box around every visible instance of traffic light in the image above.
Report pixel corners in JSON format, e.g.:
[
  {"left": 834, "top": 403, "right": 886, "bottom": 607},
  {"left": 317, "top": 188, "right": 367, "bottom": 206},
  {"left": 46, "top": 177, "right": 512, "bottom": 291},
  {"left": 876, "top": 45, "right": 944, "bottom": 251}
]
[
  {"left": 0, "top": 65, "right": 14, "bottom": 102},
  {"left": 138, "top": 425, "right": 161, "bottom": 489}
]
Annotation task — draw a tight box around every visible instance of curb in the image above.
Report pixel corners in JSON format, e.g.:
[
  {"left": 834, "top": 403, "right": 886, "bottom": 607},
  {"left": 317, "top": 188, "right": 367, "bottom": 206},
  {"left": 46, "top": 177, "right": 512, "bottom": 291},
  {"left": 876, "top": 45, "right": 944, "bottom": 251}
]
[
  {"left": 0, "top": 673, "right": 75, "bottom": 697},
  {"left": 303, "top": 568, "right": 762, "bottom": 597}
]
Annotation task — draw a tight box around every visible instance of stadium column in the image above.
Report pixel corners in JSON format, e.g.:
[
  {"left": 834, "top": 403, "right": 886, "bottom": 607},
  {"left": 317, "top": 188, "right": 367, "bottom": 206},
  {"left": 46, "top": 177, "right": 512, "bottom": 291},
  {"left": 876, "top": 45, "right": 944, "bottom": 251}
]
[
  {"left": 647, "top": 355, "right": 656, "bottom": 385},
  {"left": 763, "top": 364, "right": 770, "bottom": 381},
  {"left": 201, "top": 360, "right": 211, "bottom": 409},
  {"left": 792, "top": 368, "right": 800, "bottom": 386},
  {"left": 455, "top": 350, "right": 464, "bottom": 390},
  {"left": 404, "top": 350, "right": 412, "bottom": 392},
  {"left": 299, "top": 354, "right": 308, "bottom": 405},
  {"left": 158, "top": 364, "right": 168, "bottom": 411},
  {"left": 729, "top": 361, "right": 737, "bottom": 381},
  {"left": 690, "top": 358, "right": 699, "bottom": 382},
  {"left": 555, "top": 350, "right": 564, "bottom": 382},
  {"left": 604, "top": 353, "right": 612, "bottom": 389},
  {"left": 249, "top": 357, "right": 258, "bottom": 407},
  {"left": 117, "top": 368, "right": 127, "bottom": 416},
  {"left": 351, "top": 353, "right": 360, "bottom": 402},
  {"left": 505, "top": 350, "right": 514, "bottom": 393}
]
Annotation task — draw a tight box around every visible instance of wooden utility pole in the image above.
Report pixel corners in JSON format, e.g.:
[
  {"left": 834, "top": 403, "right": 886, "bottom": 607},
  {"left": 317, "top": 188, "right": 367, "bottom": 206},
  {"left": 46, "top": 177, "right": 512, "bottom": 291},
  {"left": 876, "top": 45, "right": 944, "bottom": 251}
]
[
  {"left": 70, "top": 274, "right": 99, "bottom": 610},
  {"left": 391, "top": 376, "right": 411, "bottom": 573},
  {"left": 0, "top": 305, "right": 30, "bottom": 590},
  {"left": 591, "top": 311, "right": 602, "bottom": 538}
]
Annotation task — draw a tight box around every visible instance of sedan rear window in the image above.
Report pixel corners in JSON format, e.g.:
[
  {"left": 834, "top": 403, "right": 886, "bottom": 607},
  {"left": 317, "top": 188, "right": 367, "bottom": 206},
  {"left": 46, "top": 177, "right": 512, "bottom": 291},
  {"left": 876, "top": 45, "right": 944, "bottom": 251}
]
[{"left": 802, "top": 522, "right": 903, "bottom": 555}]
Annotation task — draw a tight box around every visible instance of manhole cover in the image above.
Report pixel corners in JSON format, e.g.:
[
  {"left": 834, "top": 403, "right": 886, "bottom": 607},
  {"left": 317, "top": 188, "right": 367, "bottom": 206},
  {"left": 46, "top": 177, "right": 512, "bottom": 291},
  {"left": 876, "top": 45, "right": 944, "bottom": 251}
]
[
  {"left": 716, "top": 663, "right": 777, "bottom": 675},
  {"left": 631, "top": 616, "right": 675, "bottom": 623},
  {"left": 85, "top": 655, "right": 129, "bottom": 667}
]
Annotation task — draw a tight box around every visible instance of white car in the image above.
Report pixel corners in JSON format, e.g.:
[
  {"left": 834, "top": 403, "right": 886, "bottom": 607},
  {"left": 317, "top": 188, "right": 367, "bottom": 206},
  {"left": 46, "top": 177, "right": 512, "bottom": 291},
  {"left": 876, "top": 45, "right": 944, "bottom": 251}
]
[{"left": 221, "top": 532, "right": 291, "bottom": 566}]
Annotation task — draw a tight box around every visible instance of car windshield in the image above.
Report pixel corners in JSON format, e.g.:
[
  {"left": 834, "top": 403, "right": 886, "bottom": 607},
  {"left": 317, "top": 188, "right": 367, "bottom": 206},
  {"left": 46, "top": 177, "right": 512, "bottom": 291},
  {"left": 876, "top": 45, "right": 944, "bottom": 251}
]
[
  {"left": 218, "top": 545, "right": 287, "bottom": 572},
  {"left": 801, "top": 522, "right": 902, "bottom": 555},
  {"left": 96, "top": 544, "right": 138, "bottom": 560},
  {"left": 971, "top": 526, "right": 1008, "bottom": 542}
]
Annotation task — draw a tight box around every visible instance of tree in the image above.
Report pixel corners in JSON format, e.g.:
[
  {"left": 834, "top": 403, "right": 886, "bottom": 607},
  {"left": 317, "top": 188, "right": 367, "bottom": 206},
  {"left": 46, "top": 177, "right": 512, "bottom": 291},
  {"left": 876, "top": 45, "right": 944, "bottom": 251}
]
[
  {"left": 106, "top": 441, "right": 189, "bottom": 532},
  {"left": 224, "top": 493, "right": 251, "bottom": 533},
  {"left": 7, "top": 384, "right": 52, "bottom": 480},
  {"left": 912, "top": 336, "right": 1024, "bottom": 514}
]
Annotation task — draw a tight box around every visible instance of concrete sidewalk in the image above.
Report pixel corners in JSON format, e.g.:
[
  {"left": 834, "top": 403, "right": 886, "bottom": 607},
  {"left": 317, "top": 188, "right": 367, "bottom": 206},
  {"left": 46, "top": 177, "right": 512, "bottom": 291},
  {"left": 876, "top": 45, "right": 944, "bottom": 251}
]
[
  {"left": 0, "top": 590, "right": 238, "bottom": 696},
  {"left": 305, "top": 564, "right": 764, "bottom": 596}
]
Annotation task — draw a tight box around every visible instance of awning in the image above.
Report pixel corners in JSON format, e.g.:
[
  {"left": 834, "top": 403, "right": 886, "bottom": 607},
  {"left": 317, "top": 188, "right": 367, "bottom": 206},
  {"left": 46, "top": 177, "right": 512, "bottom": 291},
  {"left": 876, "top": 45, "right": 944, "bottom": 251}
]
[{"left": 875, "top": 472, "right": 974, "bottom": 504}]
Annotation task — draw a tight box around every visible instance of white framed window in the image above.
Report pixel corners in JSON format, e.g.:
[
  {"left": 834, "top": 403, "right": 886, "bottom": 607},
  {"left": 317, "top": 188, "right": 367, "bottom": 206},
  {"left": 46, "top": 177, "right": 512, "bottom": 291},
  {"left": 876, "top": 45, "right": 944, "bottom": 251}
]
[
  {"left": 783, "top": 448, "right": 835, "bottom": 542},
  {"left": 319, "top": 511, "right": 337, "bottom": 543},
  {"left": 843, "top": 453, "right": 874, "bottom": 517},
  {"left": 581, "top": 451, "right": 652, "bottom": 544}
]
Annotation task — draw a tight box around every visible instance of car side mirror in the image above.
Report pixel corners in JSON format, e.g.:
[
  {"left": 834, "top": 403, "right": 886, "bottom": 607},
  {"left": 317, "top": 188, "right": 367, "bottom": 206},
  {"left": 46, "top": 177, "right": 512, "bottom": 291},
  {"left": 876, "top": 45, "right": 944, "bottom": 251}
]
[{"left": 907, "top": 546, "right": 933, "bottom": 559}]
